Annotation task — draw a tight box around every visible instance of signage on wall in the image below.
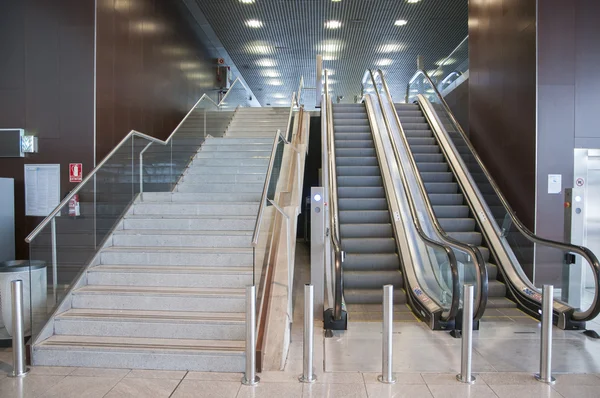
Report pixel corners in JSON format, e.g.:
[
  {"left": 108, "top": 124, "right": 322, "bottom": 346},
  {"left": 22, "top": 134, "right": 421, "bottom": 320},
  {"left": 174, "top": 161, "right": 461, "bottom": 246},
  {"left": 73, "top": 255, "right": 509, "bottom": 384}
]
[
  {"left": 576, "top": 177, "right": 585, "bottom": 187},
  {"left": 69, "top": 163, "right": 83, "bottom": 183}
]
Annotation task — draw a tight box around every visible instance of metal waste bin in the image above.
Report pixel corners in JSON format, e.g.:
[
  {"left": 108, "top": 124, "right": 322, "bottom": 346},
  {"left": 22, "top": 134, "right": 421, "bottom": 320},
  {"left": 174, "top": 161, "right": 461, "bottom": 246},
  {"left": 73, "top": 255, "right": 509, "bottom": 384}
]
[{"left": 0, "top": 260, "right": 47, "bottom": 338}]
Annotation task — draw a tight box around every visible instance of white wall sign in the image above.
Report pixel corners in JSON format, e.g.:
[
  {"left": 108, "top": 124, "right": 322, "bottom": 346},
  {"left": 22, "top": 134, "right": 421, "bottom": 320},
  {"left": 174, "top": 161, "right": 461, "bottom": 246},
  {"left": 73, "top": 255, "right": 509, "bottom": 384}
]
[
  {"left": 548, "top": 174, "right": 562, "bottom": 194},
  {"left": 25, "top": 164, "right": 60, "bottom": 217}
]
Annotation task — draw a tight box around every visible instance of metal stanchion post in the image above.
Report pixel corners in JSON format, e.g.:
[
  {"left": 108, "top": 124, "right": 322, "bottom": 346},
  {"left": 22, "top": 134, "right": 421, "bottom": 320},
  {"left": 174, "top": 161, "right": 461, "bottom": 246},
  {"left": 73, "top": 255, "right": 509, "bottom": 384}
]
[
  {"left": 10, "top": 280, "right": 29, "bottom": 377},
  {"left": 535, "top": 285, "right": 556, "bottom": 384},
  {"left": 456, "top": 284, "right": 475, "bottom": 384},
  {"left": 242, "top": 285, "right": 259, "bottom": 385},
  {"left": 299, "top": 284, "right": 316, "bottom": 383},
  {"left": 378, "top": 285, "right": 396, "bottom": 383}
]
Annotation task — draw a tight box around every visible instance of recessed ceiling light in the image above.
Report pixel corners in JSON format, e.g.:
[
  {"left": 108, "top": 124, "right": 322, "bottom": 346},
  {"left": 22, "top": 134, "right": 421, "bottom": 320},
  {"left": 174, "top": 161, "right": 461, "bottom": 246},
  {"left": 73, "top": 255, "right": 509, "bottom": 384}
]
[
  {"left": 326, "top": 69, "right": 335, "bottom": 76},
  {"left": 268, "top": 79, "right": 283, "bottom": 86},
  {"left": 260, "top": 70, "right": 280, "bottom": 78},
  {"left": 256, "top": 58, "right": 277, "bottom": 67},
  {"left": 407, "top": 0, "right": 421, "bottom": 3},
  {"left": 394, "top": 19, "right": 408, "bottom": 26},
  {"left": 323, "top": 54, "right": 337, "bottom": 61},
  {"left": 272, "top": 93, "right": 286, "bottom": 99},
  {"left": 246, "top": 19, "right": 263, "bottom": 28},
  {"left": 332, "top": 0, "right": 341, "bottom": 2},
  {"left": 376, "top": 58, "right": 394, "bottom": 66},
  {"left": 245, "top": 42, "right": 273, "bottom": 54},
  {"left": 239, "top": 0, "right": 255, "bottom": 3},
  {"left": 379, "top": 43, "right": 405, "bottom": 53},
  {"left": 325, "top": 20, "right": 342, "bottom": 29}
]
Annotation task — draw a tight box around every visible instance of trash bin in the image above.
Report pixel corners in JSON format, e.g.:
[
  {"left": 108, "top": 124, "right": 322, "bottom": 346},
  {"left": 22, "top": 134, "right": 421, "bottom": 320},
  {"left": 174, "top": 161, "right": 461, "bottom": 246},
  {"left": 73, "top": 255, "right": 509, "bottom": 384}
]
[{"left": 0, "top": 260, "right": 47, "bottom": 338}]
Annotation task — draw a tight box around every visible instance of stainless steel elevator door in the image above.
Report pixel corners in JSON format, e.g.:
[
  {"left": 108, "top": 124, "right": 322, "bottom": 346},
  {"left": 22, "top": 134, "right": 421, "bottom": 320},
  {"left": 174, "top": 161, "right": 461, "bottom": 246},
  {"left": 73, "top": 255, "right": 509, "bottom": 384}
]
[{"left": 584, "top": 152, "right": 600, "bottom": 288}]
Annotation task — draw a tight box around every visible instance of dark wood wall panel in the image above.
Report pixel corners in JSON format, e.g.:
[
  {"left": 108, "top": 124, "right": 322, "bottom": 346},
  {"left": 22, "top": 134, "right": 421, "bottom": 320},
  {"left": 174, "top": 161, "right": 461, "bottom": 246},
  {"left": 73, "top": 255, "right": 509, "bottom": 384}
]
[
  {"left": 0, "top": 0, "right": 95, "bottom": 259},
  {"left": 469, "top": 0, "right": 537, "bottom": 234},
  {"left": 95, "top": 0, "right": 217, "bottom": 159}
]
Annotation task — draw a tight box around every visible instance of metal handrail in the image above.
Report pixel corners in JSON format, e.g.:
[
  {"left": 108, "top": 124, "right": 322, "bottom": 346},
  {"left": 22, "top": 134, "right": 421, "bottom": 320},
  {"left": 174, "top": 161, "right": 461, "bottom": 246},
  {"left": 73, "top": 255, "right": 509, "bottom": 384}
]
[
  {"left": 324, "top": 71, "right": 345, "bottom": 322},
  {"left": 366, "top": 70, "right": 461, "bottom": 321},
  {"left": 408, "top": 68, "right": 600, "bottom": 322},
  {"left": 373, "top": 69, "right": 488, "bottom": 321},
  {"left": 26, "top": 77, "right": 251, "bottom": 243},
  {"left": 251, "top": 91, "right": 297, "bottom": 246}
]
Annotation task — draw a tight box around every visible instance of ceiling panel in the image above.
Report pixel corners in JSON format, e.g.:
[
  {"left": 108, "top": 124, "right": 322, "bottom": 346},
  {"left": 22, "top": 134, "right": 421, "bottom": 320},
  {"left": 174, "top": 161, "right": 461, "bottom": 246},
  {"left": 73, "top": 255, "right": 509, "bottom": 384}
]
[{"left": 191, "top": 0, "right": 467, "bottom": 108}]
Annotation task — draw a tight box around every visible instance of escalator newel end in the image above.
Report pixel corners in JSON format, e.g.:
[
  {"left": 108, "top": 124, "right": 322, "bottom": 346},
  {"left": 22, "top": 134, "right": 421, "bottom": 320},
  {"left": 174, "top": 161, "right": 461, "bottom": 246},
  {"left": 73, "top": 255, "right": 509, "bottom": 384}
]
[
  {"left": 323, "top": 308, "right": 348, "bottom": 331},
  {"left": 583, "top": 329, "right": 600, "bottom": 339}
]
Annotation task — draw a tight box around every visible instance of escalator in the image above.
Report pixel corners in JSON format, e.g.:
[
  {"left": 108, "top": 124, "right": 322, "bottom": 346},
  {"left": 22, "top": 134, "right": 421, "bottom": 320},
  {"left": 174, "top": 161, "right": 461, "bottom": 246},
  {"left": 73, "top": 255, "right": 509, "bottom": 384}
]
[
  {"left": 395, "top": 103, "right": 515, "bottom": 311},
  {"left": 332, "top": 103, "right": 406, "bottom": 308},
  {"left": 377, "top": 68, "right": 600, "bottom": 329}
]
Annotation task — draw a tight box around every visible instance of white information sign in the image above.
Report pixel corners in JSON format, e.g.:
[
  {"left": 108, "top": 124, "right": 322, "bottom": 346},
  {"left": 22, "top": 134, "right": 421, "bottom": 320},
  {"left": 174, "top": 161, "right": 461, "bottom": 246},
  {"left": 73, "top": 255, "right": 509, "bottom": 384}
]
[
  {"left": 25, "top": 164, "right": 60, "bottom": 216},
  {"left": 548, "top": 174, "right": 562, "bottom": 194}
]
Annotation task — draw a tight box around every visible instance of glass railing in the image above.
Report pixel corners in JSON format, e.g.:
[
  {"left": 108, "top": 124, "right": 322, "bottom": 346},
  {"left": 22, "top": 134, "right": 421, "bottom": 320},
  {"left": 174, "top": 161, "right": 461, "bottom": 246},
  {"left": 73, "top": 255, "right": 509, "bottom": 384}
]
[
  {"left": 407, "top": 36, "right": 468, "bottom": 103},
  {"left": 406, "top": 68, "right": 600, "bottom": 325},
  {"left": 25, "top": 78, "right": 253, "bottom": 342},
  {"left": 366, "top": 70, "right": 485, "bottom": 324}
]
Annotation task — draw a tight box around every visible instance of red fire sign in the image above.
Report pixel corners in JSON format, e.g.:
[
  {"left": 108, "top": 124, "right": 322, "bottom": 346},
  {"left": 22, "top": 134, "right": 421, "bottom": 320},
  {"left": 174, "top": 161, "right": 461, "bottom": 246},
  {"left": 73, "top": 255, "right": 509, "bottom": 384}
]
[{"left": 69, "top": 163, "right": 83, "bottom": 183}]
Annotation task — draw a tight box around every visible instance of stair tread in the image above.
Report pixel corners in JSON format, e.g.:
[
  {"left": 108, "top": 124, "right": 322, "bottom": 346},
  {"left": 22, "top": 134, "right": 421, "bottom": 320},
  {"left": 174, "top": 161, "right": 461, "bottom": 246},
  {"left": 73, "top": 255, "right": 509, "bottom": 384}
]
[
  {"left": 102, "top": 246, "right": 253, "bottom": 253},
  {"left": 75, "top": 285, "right": 245, "bottom": 296},
  {"left": 125, "top": 214, "right": 255, "bottom": 220},
  {"left": 57, "top": 309, "right": 245, "bottom": 322},
  {"left": 37, "top": 335, "right": 245, "bottom": 353},
  {"left": 114, "top": 230, "right": 253, "bottom": 236},
  {"left": 89, "top": 265, "right": 253, "bottom": 274}
]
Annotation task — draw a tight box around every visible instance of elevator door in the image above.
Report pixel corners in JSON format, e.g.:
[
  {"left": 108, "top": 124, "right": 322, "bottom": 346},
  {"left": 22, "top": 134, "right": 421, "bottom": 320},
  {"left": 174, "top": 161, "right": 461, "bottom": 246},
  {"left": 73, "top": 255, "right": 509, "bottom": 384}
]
[{"left": 584, "top": 151, "right": 600, "bottom": 289}]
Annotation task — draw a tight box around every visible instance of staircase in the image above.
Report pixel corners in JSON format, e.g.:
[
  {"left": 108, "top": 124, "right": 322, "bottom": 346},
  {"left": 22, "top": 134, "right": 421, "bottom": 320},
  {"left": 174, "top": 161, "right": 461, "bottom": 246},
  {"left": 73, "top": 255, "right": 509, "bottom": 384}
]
[
  {"left": 33, "top": 107, "right": 290, "bottom": 371},
  {"left": 395, "top": 103, "right": 516, "bottom": 310},
  {"left": 332, "top": 104, "right": 406, "bottom": 310}
]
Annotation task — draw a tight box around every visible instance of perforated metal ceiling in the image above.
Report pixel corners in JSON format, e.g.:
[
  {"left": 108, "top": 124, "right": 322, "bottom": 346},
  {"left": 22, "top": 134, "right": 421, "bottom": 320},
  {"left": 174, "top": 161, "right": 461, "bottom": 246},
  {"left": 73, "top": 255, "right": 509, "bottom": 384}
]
[{"left": 190, "top": 0, "right": 467, "bottom": 108}]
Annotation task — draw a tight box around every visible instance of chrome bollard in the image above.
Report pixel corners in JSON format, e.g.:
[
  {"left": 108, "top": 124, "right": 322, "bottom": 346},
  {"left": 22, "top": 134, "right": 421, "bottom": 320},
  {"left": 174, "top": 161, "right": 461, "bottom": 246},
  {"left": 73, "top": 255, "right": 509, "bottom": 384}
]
[
  {"left": 378, "top": 285, "right": 396, "bottom": 383},
  {"left": 10, "top": 280, "right": 29, "bottom": 377},
  {"left": 242, "top": 286, "right": 259, "bottom": 385},
  {"left": 299, "top": 284, "right": 316, "bottom": 383},
  {"left": 535, "top": 285, "right": 556, "bottom": 384},
  {"left": 456, "top": 284, "right": 475, "bottom": 384}
]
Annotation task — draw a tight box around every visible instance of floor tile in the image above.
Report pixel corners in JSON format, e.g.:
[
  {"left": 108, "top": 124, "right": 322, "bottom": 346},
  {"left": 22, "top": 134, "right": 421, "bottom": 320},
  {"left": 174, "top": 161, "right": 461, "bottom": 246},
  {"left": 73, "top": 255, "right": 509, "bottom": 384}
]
[
  {"left": 427, "top": 384, "right": 498, "bottom": 398},
  {"left": 490, "top": 384, "right": 563, "bottom": 398},
  {"left": 314, "top": 371, "right": 364, "bottom": 384},
  {"left": 257, "top": 370, "right": 299, "bottom": 383},
  {"left": 171, "top": 380, "right": 240, "bottom": 398},
  {"left": 185, "top": 371, "right": 243, "bottom": 382},
  {"left": 40, "top": 376, "right": 120, "bottom": 398},
  {"left": 479, "top": 372, "right": 540, "bottom": 385},
  {"left": 126, "top": 369, "right": 187, "bottom": 380},
  {"left": 237, "top": 382, "right": 302, "bottom": 398},
  {"left": 552, "top": 384, "right": 600, "bottom": 398},
  {"left": 69, "top": 367, "right": 130, "bottom": 378},
  {"left": 420, "top": 373, "right": 466, "bottom": 385},
  {"left": 28, "top": 367, "right": 75, "bottom": 376},
  {"left": 362, "top": 372, "right": 425, "bottom": 384},
  {"left": 302, "top": 382, "right": 368, "bottom": 398},
  {"left": 0, "top": 375, "right": 64, "bottom": 398},
  {"left": 365, "top": 383, "right": 433, "bottom": 398},
  {"left": 553, "top": 373, "right": 600, "bottom": 385},
  {"left": 104, "top": 377, "right": 179, "bottom": 398}
]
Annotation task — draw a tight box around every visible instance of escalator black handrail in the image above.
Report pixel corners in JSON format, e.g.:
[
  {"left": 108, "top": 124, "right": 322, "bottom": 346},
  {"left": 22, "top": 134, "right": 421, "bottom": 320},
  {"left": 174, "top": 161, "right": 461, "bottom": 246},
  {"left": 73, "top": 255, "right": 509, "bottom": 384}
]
[
  {"left": 365, "top": 70, "right": 460, "bottom": 323},
  {"left": 375, "top": 69, "right": 488, "bottom": 321},
  {"left": 324, "top": 71, "right": 344, "bottom": 322},
  {"left": 408, "top": 68, "right": 600, "bottom": 322}
]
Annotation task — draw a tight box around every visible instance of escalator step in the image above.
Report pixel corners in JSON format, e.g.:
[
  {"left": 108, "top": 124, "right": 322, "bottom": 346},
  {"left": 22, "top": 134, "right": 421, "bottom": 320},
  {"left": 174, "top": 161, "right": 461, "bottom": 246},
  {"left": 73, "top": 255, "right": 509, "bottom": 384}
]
[
  {"left": 428, "top": 194, "right": 464, "bottom": 205},
  {"left": 335, "top": 140, "right": 375, "bottom": 149},
  {"left": 341, "top": 223, "right": 393, "bottom": 238},
  {"left": 342, "top": 238, "right": 397, "bottom": 254},
  {"left": 339, "top": 198, "right": 388, "bottom": 211},
  {"left": 337, "top": 166, "right": 381, "bottom": 177},
  {"left": 336, "top": 157, "right": 378, "bottom": 166},
  {"left": 339, "top": 210, "right": 390, "bottom": 224},
  {"left": 403, "top": 123, "right": 430, "bottom": 131},
  {"left": 407, "top": 137, "right": 436, "bottom": 146},
  {"left": 438, "top": 217, "right": 476, "bottom": 232},
  {"left": 336, "top": 148, "right": 376, "bottom": 157},
  {"left": 338, "top": 186, "right": 385, "bottom": 198},
  {"left": 403, "top": 129, "right": 432, "bottom": 138},
  {"left": 344, "top": 253, "right": 400, "bottom": 271},
  {"left": 410, "top": 145, "right": 440, "bottom": 154},
  {"left": 414, "top": 153, "right": 444, "bottom": 162},
  {"left": 344, "top": 270, "right": 403, "bottom": 289},
  {"left": 424, "top": 182, "right": 458, "bottom": 193},
  {"left": 335, "top": 132, "right": 372, "bottom": 141},
  {"left": 334, "top": 126, "right": 371, "bottom": 133},
  {"left": 338, "top": 175, "right": 383, "bottom": 187},
  {"left": 420, "top": 172, "right": 454, "bottom": 183},
  {"left": 447, "top": 231, "right": 483, "bottom": 246},
  {"left": 417, "top": 163, "right": 448, "bottom": 172},
  {"left": 433, "top": 205, "right": 469, "bottom": 218}
]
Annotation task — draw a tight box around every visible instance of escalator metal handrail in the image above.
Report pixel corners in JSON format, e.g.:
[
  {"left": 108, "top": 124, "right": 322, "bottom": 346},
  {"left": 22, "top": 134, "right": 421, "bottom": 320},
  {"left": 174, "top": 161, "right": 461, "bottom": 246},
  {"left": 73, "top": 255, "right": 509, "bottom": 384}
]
[
  {"left": 364, "top": 71, "right": 460, "bottom": 322},
  {"left": 407, "top": 68, "right": 600, "bottom": 322},
  {"left": 375, "top": 69, "right": 488, "bottom": 321},
  {"left": 324, "top": 71, "right": 344, "bottom": 322}
]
